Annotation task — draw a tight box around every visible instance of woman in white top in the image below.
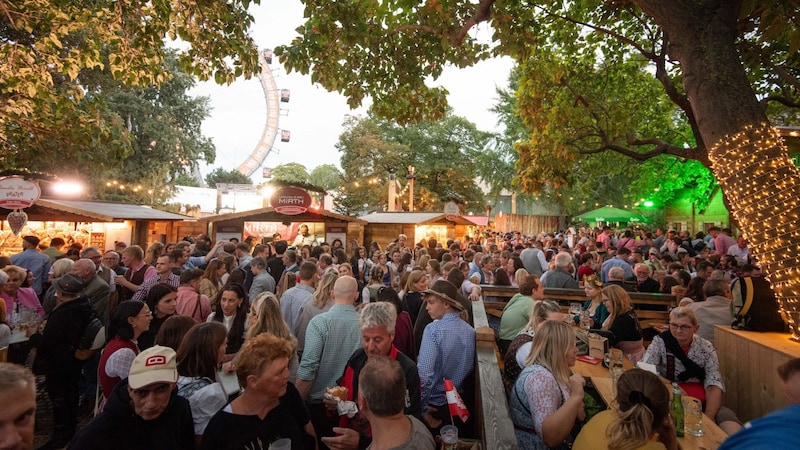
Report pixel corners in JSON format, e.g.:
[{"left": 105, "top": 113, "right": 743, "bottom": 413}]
[
  {"left": 207, "top": 283, "right": 249, "bottom": 362},
  {"left": 176, "top": 321, "right": 229, "bottom": 446}
]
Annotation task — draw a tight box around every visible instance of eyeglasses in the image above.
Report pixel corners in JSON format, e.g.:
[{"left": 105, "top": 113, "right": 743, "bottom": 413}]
[
  {"left": 669, "top": 323, "right": 693, "bottom": 331},
  {"left": 138, "top": 311, "right": 153, "bottom": 318}
]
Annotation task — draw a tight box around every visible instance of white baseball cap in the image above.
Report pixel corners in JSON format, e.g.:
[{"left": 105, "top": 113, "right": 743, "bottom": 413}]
[{"left": 128, "top": 345, "right": 178, "bottom": 389}]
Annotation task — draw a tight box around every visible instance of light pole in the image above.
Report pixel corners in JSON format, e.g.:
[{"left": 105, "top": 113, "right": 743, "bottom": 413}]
[{"left": 406, "top": 166, "right": 416, "bottom": 212}]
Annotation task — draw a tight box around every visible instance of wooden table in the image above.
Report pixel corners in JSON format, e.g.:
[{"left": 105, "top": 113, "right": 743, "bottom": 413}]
[
  {"left": 715, "top": 325, "right": 798, "bottom": 422},
  {"left": 574, "top": 361, "right": 729, "bottom": 449}
]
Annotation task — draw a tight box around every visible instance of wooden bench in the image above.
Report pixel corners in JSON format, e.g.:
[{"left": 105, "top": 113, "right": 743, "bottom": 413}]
[
  {"left": 480, "top": 285, "right": 676, "bottom": 330},
  {"left": 472, "top": 298, "right": 518, "bottom": 449}
]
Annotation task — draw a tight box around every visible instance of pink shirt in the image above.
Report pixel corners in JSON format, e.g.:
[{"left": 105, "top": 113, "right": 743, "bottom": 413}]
[
  {"left": 1, "top": 288, "right": 44, "bottom": 326},
  {"left": 175, "top": 286, "right": 212, "bottom": 323}
]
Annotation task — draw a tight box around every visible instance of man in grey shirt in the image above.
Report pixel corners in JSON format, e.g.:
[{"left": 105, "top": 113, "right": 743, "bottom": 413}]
[
  {"left": 519, "top": 244, "right": 548, "bottom": 276},
  {"left": 688, "top": 279, "right": 733, "bottom": 345}
]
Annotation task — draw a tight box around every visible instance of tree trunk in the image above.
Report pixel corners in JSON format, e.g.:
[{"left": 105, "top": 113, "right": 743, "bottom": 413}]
[{"left": 637, "top": 1, "right": 800, "bottom": 312}]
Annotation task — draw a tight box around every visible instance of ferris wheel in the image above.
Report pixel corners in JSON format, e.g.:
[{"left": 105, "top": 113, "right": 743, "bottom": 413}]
[{"left": 236, "top": 48, "right": 290, "bottom": 178}]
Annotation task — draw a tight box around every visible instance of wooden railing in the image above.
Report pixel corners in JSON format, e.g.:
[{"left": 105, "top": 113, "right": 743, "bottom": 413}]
[
  {"left": 470, "top": 287, "right": 677, "bottom": 449},
  {"left": 472, "top": 298, "right": 517, "bottom": 450},
  {"left": 481, "top": 285, "right": 677, "bottom": 328}
]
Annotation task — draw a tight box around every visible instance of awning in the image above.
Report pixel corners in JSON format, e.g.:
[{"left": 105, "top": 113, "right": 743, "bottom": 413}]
[
  {"left": 360, "top": 212, "right": 476, "bottom": 226},
  {"left": 463, "top": 216, "right": 489, "bottom": 226},
  {"left": 199, "top": 207, "right": 365, "bottom": 225},
  {"left": 1, "top": 199, "right": 193, "bottom": 222}
]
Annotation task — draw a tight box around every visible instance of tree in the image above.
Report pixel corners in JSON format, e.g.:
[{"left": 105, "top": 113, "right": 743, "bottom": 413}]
[
  {"left": 335, "top": 111, "right": 488, "bottom": 216},
  {"left": 205, "top": 168, "right": 253, "bottom": 189},
  {"left": 276, "top": 1, "right": 800, "bottom": 307},
  {"left": 270, "top": 163, "right": 311, "bottom": 185},
  {"left": 308, "top": 164, "right": 343, "bottom": 192},
  {"left": 1, "top": 0, "right": 261, "bottom": 170},
  {"left": 88, "top": 50, "right": 216, "bottom": 200}
]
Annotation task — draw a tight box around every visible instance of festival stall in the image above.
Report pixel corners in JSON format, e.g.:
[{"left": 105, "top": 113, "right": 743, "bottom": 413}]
[
  {"left": 0, "top": 196, "right": 194, "bottom": 255},
  {"left": 199, "top": 187, "right": 365, "bottom": 246},
  {"left": 360, "top": 211, "right": 479, "bottom": 249}
]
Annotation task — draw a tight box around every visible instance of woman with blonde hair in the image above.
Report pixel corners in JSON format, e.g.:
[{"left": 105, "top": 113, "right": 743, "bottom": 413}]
[
  {"left": 295, "top": 270, "right": 338, "bottom": 354},
  {"left": 510, "top": 320, "right": 585, "bottom": 449},
  {"left": 573, "top": 274, "right": 609, "bottom": 329},
  {"left": 246, "top": 292, "right": 299, "bottom": 379},
  {"left": 144, "top": 242, "right": 165, "bottom": 266},
  {"left": 502, "top": 300, "right": 562, "bottom": 392},
  {"left": 513, "top": 268, "right": 529, "bottom": 290},
  {"left": 574, "top": 369, "right": 677, "bottom": 450},
  {"left": 400, "top": 269, "right": 428, "bottom": 324},
  {"left": 199, "top": 259, "right": 227, "bottom": 304},
  {"left": 602, "top": 285, "right": 646, "bottom": 363}
]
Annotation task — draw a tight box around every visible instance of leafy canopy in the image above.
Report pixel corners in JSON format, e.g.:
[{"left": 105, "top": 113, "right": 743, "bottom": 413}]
[
  {"left": 1, "top": 0, "right": 262, "bottom": 176},
  {"left": 335, "top": 110, "right": 489, "bottom": 216}
]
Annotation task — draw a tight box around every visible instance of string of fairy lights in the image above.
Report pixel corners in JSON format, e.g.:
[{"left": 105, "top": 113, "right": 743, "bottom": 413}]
[{"left": 708, "top": 123, "right": 800, "bottom": 317}]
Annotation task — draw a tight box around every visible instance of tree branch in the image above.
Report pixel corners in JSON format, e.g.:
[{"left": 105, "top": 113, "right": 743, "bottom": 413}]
[
  {"left": 759, "top": 95, "right": 800, "bottom": 109},
  {"left": 533, "top": 4, "right": 657, "bottom": 60},
  {"left": 579, "top": 141, "right": 689, "bottom": 160},
  {"left": 451, "top": 0, "right": 496, "bottom": 45}
]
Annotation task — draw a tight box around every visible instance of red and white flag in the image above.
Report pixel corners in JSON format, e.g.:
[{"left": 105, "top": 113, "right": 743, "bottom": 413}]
[{"left": 444, "top": 378, "right": 469, "bottom": 422}]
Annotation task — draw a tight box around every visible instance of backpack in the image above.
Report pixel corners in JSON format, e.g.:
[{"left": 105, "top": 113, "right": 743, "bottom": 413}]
[
  {"left": 74, "top": 314, "right": 106, "bottom": 361},
  {"left": 731, "top": 276, "right": 787, "bottom": 332}
]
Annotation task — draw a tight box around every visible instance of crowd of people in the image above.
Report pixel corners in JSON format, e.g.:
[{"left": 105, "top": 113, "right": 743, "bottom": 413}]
[{"left": 0, "top": 224, "right": 789, "bottom": 449}]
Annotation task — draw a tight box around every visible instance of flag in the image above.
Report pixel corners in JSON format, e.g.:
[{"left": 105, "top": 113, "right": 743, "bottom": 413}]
[{"left": 444, "top": 378, "right": 469, "bottom": 422}]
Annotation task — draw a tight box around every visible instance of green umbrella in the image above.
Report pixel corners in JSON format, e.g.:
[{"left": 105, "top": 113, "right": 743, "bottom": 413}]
[{"left": 572, "top": 206, "right": 649, "bottom": 224}]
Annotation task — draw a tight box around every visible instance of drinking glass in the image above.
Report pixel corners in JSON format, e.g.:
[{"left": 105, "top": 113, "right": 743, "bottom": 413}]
[
  {"left": 683, "top": 398, "right": 704, "bottom": 436},
  {"left": 580, "top": 310, "right": 592, "bottom": 329},
  {"left": 604, "top": 348, "right": 624, "bottom": 369},
  {"left": 440, "top": 425, "right": 459, "bottom": 450},
  {"left": 610, "top": 366, "right": 623, "bottom": 399},
  {"left": 268, "top": 438, "right": 291, "bottom": 450}
]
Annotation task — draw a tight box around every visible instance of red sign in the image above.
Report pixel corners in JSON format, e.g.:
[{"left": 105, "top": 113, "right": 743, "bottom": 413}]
[
  {"left": 0, "top": 176, "right": 41, "bottom": 209},
  {"left": 270, "top": 187, "right": 312, "bottom": 215}
]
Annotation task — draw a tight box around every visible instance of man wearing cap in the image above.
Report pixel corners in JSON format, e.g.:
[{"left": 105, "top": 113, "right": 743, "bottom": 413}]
[
  {"left": 11, "top": 235, "right": 51, "bottom": 297},
  {"left": 418, "top": 280, "right": 475, "bottom": 435},
  {"left": 68, "top": 346, "right": 194, "bottom": 450},
  {"left": 600, "top": 246, "right": 633, "bottom": 282},
  {"left": 34, "top": 273, "right": 92, "bottom": 449}
]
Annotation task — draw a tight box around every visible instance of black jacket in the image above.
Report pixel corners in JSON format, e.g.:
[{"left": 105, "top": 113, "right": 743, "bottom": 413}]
[
  {"left": 68, "top": 379, "right": 194, "bottom": 450},
  {"left": 34, "top": 295, "right": 92, "bottom": 374}
]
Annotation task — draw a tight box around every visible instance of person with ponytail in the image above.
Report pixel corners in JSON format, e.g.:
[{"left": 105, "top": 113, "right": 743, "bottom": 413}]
[{"left": 573, "top": 369, "right": 678, "bottom": 450}]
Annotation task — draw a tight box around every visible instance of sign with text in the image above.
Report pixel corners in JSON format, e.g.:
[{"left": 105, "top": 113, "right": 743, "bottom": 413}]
[
  {"left": 444, "top": 201, "right": 460, "bottom": 221},
  {"left": 270, "top": 187, "right": 312, "bottom": 215},
  {"left": 0, "top": 176, "right": 41, "bottom": 209}
]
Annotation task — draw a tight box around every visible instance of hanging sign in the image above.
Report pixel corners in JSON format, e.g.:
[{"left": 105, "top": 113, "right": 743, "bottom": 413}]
[
  {"left": 0, "top": 176, "right": 41, "bottom": 209},
  {"left": 444, "top": 201, "right": 460, "bottom": 221},
  {"left": 270, "top": 187, "right": 312, "bottom": 215}
]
